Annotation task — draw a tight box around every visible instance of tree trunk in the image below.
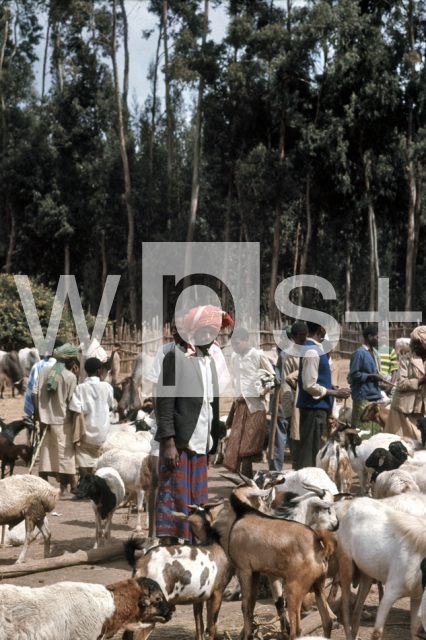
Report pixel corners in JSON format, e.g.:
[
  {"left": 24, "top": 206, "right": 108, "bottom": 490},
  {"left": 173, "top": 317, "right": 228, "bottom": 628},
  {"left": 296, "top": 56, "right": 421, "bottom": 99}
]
[
  {"left": 346, "top": 251, "right": 351, "bottom": 312},
  {"left": 111, "top": 0, "right": 136, "bottom": 324},
  {"left": 405, "top": 0, "right": 416, "bottom": 312},
  {"left": 221, "top": 161, "right": 235, "bottom": 309},
  {"left": 163, "top": 0, "right": 173, "bottom": 223},
  {"left": 268, "top": 100, "right": 285, "bottom": 321},
  {"left": 64, "top": 242, "right": 70, "bottom": 276},
  {"left": 298, "top": 173, "right": 312, "bottom": 304},
  {"left": 4, "top": 202, "right": 15, "bottom": 273},
  {"left": 101, "top": 230, "right": 107, "bottom": 290},
  {"left": 293, "top": 221, "right": 300, "bottom": 277},
  {"left": 186, "top": 0, "right": 209, "bottom": 244},
  {"left": 41, "top": 16, "right": 50, "bottom": 100},
  {"left": 118, "top": 0, "right": 129, "bottom": 125},
  {"left": 149, "top": 20, "right": 163, "bottom": 178},
  {"left": 364, "top": 156, "right": 377, "bottom": 311},
  {"left": 412, "top": 170, "right": 422, "bottom": 295}
]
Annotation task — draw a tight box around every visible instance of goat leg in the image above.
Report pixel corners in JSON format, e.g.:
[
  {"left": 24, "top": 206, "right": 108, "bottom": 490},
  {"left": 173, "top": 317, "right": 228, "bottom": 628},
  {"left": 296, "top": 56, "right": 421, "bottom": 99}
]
[
  {"left": 313, "top": 580, "right": 332, "bottom": 638},
  {"left": 16, "top": 515, "right": 34, "bottom": 564},
  {"left": 193, "top": 602, "right": 204, "bottom": 640},
  {"left": 37, "top": 516, "right": 51, "bottom": 559},
  {"left": 207, "top": 590, "right": 224, "bottom": 640},
  {"left": 266, "top": 575, "right": 290, "bottom": 636}
]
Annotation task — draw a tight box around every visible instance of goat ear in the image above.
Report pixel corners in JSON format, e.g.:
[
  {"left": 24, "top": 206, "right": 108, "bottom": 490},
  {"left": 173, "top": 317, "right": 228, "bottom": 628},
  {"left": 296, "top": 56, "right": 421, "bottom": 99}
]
[
  {"left": 378, "top": 456, "right": 386, "bottom": 467},
  {"left": 171, "top": 511, "right": 189, "bottom": 523},
  {"left": 266, "top": 474, "right": 285, "bottom": 487},
  {"left": 203, "top": 501, "right": 226, "bottom": 520}
]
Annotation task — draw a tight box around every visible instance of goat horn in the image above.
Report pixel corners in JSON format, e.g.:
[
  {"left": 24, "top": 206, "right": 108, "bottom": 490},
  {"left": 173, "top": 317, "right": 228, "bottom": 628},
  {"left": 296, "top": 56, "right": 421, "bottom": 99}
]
[
  {"left": 237, "top": 471, "right": 256, "bottom": 487},
  {"left": 302, "top": 482, "right": 326, "bottom": 499},
  {"left": 186, "top": 504, "right": 199, "bottom": 510},
  {"left": 219, "top": 473, "right": 242, "bottom": 486}
]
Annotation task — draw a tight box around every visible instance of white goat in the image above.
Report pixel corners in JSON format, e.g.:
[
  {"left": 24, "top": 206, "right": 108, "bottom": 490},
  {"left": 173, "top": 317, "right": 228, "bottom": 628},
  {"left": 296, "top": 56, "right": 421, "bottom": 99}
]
[
  {"left": 316, "top": 426, "right": 361, "bottom": 492},
  {"left": 99, "top": 431, "right": 151, "bottom": 456},
  {"left": 380, "top": 491, "right": 426, "bottom": 518},
  {"left": 0, "top": 578, "right": 171, "bottom": 640},
  {"left": 275, "top": 467, "right": 339, "bottom": 496},
  {"left": 338, "top": 497, "right": 426, "bottom": 640},
  {"left": 0, "top": 474, "right": 58, "bottom": 563},
  {"left": 348, "top": 433, "right": 414, "bottom": 492},
  {"left": 372, "top": 468, "right": 420, "bottom": 498},
  {"left": 94, "top": 449, "right": 147, "bottom": 531}
]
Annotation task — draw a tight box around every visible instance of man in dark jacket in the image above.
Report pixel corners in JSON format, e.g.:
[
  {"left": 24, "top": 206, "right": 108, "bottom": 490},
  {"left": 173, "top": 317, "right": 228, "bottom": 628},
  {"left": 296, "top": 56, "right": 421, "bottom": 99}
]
[
  {"left": 155, "top": 305, "right": 232, "bottom": 543},
  {"left": 349, "top": 324, "right": 388, "bottom": 436}
]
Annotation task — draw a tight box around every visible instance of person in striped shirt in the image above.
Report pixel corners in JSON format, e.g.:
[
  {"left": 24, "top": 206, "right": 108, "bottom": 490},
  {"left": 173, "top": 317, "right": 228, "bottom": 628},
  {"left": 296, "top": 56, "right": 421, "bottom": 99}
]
[{"left": 378, "top": 344, "right": 398, "bottom": 396}]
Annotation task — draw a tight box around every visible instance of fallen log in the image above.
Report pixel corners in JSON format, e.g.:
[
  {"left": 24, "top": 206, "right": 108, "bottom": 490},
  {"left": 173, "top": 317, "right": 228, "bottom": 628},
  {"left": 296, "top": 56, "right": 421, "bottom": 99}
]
[{"left": 0, "top": 542, "right": 124, "bottom": 578}]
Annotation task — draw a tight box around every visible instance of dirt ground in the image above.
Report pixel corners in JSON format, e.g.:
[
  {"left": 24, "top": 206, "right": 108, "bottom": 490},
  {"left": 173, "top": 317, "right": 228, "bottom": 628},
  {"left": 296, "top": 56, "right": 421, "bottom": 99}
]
[{"left": 0, "top": 367, "right": 413, "bottom": 639}]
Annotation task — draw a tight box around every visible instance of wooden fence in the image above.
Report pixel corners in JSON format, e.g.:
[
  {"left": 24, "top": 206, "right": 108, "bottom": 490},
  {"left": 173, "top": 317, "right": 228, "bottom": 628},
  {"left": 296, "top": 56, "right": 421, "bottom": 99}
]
[{"left": 99, "top": 320, "right": 420, "bottom": 374}]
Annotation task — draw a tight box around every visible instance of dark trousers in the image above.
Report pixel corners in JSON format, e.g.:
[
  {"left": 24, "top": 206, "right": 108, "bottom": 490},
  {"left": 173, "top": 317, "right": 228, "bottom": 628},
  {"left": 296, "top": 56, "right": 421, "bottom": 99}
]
[
  {"left": 295, "top": 408, "right": 327, "bottom": 470},
  {"left": 267, "top": 414, "right": 288, "bottom": 472}
]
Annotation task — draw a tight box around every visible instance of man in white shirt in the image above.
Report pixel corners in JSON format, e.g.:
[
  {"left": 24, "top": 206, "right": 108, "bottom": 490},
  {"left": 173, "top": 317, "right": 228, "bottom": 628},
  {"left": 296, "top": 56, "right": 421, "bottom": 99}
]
[
  {"left": 156, "top": 305, "right": 233, "bottom": 544},
  {"left": 70, "top": 357, "right": 114, "bottom": 476},
  {"left": 223, "top": 327, "right": 276, "bottom": 478}
]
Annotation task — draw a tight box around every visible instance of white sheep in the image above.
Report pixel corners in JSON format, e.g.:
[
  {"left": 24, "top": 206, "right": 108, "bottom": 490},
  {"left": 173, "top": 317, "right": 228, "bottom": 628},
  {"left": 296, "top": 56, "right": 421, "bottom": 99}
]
[
  {"left": 108, "top": 422, "right": 136, "bottom": 435},
  {"left": 99, "top": 430, "right": 151, "bottom": 456},
  {"left": 0, "top": 577, "right": 171, "bottom": 640},
  {"left": 372, "top": 468, "right": 420, "bottom": 498},
  {"left": 4, "top": 520, "right": 41, "bottom": 546},
  {"left": 94, "top": 449, "right": 147, "bottom": 531},
  {"left": 395, "top": 337, "right": 411, "bottom": 357},
  {"left": 0, "top": 474, "right": 58, "bottom": 563},
  {"left": 348, "top": 433, "right": 414, "bottom": 492},
  {"left": 338, "top": 497, "right": 426, "bottom": 640},
  {"left": 380, "top": 491, "right": 426, "bottom": 518}
]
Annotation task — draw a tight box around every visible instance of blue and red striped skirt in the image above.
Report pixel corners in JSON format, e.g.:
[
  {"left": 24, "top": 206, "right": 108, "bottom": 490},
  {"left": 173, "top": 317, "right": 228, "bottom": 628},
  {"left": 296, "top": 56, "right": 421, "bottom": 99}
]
[{"left": 156, "top": 447, "right": 208, "bottom": 542}]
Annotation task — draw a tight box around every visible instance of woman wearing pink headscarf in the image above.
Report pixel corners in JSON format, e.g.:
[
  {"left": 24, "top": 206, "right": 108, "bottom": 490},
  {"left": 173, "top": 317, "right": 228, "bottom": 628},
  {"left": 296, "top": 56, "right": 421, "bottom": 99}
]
[
  {"left": 385, "top": 326, "right": 426, "bottom": 440},
  {"left": 155, "top": 305, "right": 233, "bottom": 544}
]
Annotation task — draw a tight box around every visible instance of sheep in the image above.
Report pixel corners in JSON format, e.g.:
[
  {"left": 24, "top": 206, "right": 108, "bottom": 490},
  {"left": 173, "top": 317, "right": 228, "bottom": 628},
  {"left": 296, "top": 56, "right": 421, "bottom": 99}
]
[
  {"left": 380, "top": 491, "right": 426, "bottom": 518},
  {"left": 109, "top": 422, "right": 137, "bottom": 435},
  {"left": 359, "top": 401, "right": 389, "bottom": 429},
  {"left": 94, "top": 449, "right": 148, "bottom": 531},
  {"left": 372, "top": 468, "right": 420, "bottom": 498},
  {"left": 124, "top": 501, "right": 233, "bottom": 640},
  {"left": 226, "top": 480, "right": 334, "bottom": 640},
  {"left": 99, "top": 430, "right": 152, "bottom": 456},
  {"left": 0, "top": 577, "right": 171, "bottom": 640},
  {"left": 76, "top": 467, "right": 125, "bottom": 549},
  {"left": 348, "top": 432, "right": 414, "bottom": 492},
  {"left": 316, "top": 425, "right": 361, "bottom": 492},
  {"left": 0, "top": 474, "right": 58, "bottom": 563},
  {"left": 338, "top": 497, "right": 426, "bottom": 640},
  {"left": 4, "top": 520, "right": 41, "bottom": 546}
]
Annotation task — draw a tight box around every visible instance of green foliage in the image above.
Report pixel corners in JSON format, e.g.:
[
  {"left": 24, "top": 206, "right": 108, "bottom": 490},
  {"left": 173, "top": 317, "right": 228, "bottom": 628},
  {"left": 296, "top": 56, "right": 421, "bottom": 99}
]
[{"left": 0, "top": 275, "right": 76, "bottom": 350}]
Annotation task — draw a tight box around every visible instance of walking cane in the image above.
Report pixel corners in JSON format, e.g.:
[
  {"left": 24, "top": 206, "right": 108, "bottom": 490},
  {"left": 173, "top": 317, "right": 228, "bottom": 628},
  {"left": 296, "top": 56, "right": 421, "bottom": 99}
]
[
  {"left": 269, "top": 383, "right": 281, "bottom": 462},
  {"left": 28, "top": 426, "right": 47, "bottom": 475}
]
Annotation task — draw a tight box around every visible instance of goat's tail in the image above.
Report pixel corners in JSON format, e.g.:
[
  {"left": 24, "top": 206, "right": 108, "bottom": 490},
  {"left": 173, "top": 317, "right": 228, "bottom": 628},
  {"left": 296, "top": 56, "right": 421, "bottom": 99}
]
[
  {"left": 123, "top": 536, "right": 145, "bottom": 569},
  {"left": 315, "top": 528, "right": 335, "bottom": 560}
]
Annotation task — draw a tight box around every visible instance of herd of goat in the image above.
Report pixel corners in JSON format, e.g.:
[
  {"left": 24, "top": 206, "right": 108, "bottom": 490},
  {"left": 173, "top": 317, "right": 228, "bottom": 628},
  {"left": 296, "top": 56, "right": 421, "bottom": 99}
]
[{"left": 2, "top": 408, "right": 426, "bottom": 638}]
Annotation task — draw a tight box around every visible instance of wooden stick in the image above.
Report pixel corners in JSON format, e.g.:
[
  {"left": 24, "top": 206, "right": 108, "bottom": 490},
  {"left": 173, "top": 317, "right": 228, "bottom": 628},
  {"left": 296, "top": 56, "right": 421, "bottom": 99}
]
[
  {"left": 0, "top": 542, "right": 125, "bottom": 578},
  {"left": 0, "top": 525, "right": 5, "bottom": 549},
  {"left": 28, "top": 426, "right": 47, "bottom": 475},
  {"left": 269, "top": 384, "right": 281, "bottom": 461}
]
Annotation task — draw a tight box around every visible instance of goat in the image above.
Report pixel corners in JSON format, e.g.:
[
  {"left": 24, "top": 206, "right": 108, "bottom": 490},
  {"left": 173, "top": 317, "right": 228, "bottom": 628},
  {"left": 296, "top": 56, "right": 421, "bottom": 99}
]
[
  {"left": 226, "top": 480, "right": 334, "bottom": 640},
  {"left": 94, "top": 449, "right": 148, "bottom": 531},
  {"left": 0, "top": 474, "right": 58, "bottom": 563},
  {"left": 76, "top": 467, "right": 125, "bottom": 548},
  {"left": 348, "top": 433, "right": 414, "bottom": 492},
  {"left": 365, "top": 441, "right": 409, "bottom": 482},
  {"left": 316, "top": 425, "right": 361, "bottom": 492},
  {"left": 0, "top": 577, "right": 171, "bottom": 640},
  {"left": 359, "top": 401, "right": 389, "bottom": 429},
  {"left": 0, "top": 438, "right": 33, "bottom": 478},
  {"left": 124, "top": 501, "right": 233, "bottom": 640},
  {"left": 117, "top": 376, "right": 143, "bottom": 421},
  {"left": 338, "top": 497, "right": 426, "bottom": 640}
]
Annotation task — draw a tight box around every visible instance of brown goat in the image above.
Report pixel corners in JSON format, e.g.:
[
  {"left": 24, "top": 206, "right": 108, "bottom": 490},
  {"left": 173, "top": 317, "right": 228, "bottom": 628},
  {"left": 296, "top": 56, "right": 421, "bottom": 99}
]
[
  {"left": 227, "top": 481, "right": 334, "bottom": 640},
  {"left": 360, "top": 402, "right": 389, "bottom": 429}
]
